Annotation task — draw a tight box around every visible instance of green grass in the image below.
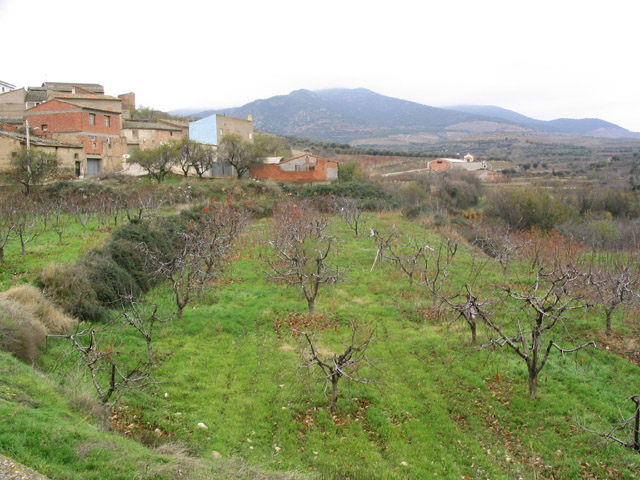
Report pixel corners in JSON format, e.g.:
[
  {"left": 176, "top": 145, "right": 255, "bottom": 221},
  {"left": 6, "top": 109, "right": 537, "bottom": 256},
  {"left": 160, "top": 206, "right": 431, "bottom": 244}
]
[{"left": 2, "top": 211, "right": 640, "bottom": 479}]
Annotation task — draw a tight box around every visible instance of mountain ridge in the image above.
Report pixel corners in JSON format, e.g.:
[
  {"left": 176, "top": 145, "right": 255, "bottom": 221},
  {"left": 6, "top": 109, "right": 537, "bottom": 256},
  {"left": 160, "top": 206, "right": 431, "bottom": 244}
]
[{"left": 171, "top": 88, "right": 639, "bottom": 142}]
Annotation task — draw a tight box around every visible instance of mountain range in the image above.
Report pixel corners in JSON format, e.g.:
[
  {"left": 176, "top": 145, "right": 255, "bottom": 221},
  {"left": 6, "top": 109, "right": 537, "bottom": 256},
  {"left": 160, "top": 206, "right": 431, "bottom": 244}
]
[{"left": 172, "top": 88, "right": 639, "bottom": 144}]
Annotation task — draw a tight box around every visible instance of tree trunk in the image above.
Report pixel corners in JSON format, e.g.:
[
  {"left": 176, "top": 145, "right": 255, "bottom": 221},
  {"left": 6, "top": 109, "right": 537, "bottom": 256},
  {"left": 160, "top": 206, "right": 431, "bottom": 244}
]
[
  {"left": 528, "top": 366, "right": 538, "bottom": 398},
  {"left": 0, "top": 246, "right": 4, "bottom": 264},
  {"left": 470, "top": 320, "right": 477, "bottom": 344},
  {"left": 307, "top": 298, "right": 315, "bottom": 315},
  {"left": 605, "top": 307, "right": 613, "bottom": 337},
  {"left": 330, "top": 376, "right": 339, "bottom": 412}
]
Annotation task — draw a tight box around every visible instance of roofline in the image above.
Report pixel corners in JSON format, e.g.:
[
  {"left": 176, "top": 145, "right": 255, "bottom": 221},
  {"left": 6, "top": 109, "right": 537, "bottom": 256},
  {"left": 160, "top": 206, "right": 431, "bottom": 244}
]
[
  {"left": 280, "top": 153, "right": 337, "bottom": 165},
  {"left": 0, "top": 130, "right": 83, "bottom": 148},
  {"left": 25, "top": 99, "right": 122, "bottom": 114}
]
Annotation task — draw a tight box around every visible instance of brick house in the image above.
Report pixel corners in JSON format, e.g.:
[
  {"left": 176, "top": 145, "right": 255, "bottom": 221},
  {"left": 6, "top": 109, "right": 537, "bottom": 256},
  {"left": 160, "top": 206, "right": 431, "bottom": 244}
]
[
  {"left": 250, "top": 154, "right": 338, "bottom": 183},
  {"left": 24, "top": 98, "right": 126, "bottom": 176}
]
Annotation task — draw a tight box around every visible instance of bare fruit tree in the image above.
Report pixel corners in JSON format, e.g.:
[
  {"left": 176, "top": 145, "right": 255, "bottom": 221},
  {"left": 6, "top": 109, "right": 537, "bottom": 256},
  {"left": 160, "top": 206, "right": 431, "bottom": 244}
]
[
  {"left": 440, "top": 284, "right": 487, "bottom": 344},
  {"left": 50, "top": 326, "right": 156, "bottom": 405},
  {"left": 422, "top": 236, "right": 458, "bottom": 307},
  {"left": 14, "top": 198, "right": 43, "bottom": 256},
  {"left": 480, "top": 266, "right": 596, "bottom": 398},
  {"left": 198, "top": 199, "right": 249, "bottom": 277},
  {"left": 0, "top": 193, "right": 18, "bottom": 263},
  {"left": 336, "top": 197, "right": 364, "bottom": 237},
  {"left": 265, "top": 201, "right": 342, "bottom": 315},
  {"left": 474, "top": 223, "right": 530, "bottom": 283},
  {"left": 123, "top": 187, "right": 161, "bottom": 222},
  {"left": 120, "top": 297, "right": 168, "bottom": 363},
  {"left": 141, "top": 223, "right": 208, "bottom": 321},
  {"left": 587, "top": 253, "right": 639, "bottom": 337},
  {"left": 295, "top": 323, "right": 375, "bottom": 412}
]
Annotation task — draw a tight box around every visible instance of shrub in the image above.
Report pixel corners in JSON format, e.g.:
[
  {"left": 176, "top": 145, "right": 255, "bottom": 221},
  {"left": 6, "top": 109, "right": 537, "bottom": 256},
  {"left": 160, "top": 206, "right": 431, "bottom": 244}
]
[
  {"left": 300, "top": 182, "right": 393, "bottom": 209},
  {"left": 80, "top": 250, "right": 142, "bottom": 308},
  {"left": 0, "top": 297, "right": 46, "bottom": 363},
  {"left": 1, "top": 285, "right": 76, "bottom": 334},
  {"left": 41, "top": 263, "right": 106, "bottom": 321},
  {"left": 485, "top": 187, "right": 576, "bottom": 231}
]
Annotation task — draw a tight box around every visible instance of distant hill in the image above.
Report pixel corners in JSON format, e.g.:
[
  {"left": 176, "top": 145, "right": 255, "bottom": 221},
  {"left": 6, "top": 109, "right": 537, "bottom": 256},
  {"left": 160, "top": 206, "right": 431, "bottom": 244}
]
[
  {"left": 186, "top": 89, "right": 639, "bottom": 143},
  {"left": 450, "top": 105, "right": 634, "bottom": 138}
]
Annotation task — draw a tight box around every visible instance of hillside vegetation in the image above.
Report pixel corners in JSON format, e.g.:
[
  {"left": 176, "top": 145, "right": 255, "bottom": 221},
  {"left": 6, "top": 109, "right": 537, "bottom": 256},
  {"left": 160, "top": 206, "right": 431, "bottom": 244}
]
[{"left": 0, "top": 174, "right": 638, "bottom": 479}]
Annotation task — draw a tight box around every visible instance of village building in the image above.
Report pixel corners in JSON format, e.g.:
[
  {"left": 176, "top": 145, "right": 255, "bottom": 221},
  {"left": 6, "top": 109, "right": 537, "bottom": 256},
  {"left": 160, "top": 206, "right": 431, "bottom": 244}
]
[
  {"left": 0, "top": 88, "right": 27, "bottom": 121},
  {"left": 428, "top": 154, "right": 487, "bottom": 172},
  {"left": 24, "top": 98, "right": 126, "bottom": 176},
  {"left": 250, "top": 154, "right": 338, "bottom": 183},
  {"left": 0, "top": 129, "right": 84, "bottom": 175},
  {"left": 189, "top": 114, "right": 255, "bottom": 177},
  {"left": 0, "top": 81, "right": 16, "bottom": 94},
  {"left": 189, "top": 114, "right": 254, "bottom": 146},
  {"left": 0, "top": 83, "right": 109, "bottom": 121},
  {"left": 122, "top": 120, "right": 183, "bottom": 153}
]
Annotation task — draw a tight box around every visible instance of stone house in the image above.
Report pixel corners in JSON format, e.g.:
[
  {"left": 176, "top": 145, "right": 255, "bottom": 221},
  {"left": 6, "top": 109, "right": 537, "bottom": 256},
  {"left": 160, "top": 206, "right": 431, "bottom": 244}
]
[
  {"left": 122, "top": 120, "right": 183, "bottom": 153},
  {"left": 250, "top": 154, "right": 338, "bottom": 183},
  {"left": 0, "top": 129, "right": 84, "bottom": 175}
]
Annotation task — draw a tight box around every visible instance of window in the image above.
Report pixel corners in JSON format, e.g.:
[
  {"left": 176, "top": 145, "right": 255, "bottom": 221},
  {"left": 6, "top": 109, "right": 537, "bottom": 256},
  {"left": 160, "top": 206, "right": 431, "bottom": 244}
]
[
  {"left": 89, "top": 113, "right": 95, "bottom": 125},
  {"left": 169, "top": 131, "right": 173, "bottom": 136},
  {"left": 132, "top": 129, "right": 139, "bottom": 139},
  {"left": 90, "top": 136, "right": 96, "bottom": 141},
  {"left": 104, "top": 116, "right": 110, "bottom": 127},
  {"left": 106, "top": 137, "right": 111, "bottom": 145},
  {"left": 41, "top": 124, "right": 48, "bottom": 132},
  {"left": 74, "top": 153, "right": 79, "bottom": 159}
]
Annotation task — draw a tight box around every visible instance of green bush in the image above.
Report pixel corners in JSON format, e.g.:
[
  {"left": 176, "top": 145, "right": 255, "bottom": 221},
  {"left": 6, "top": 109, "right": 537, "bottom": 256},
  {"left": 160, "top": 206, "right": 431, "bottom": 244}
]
[
  {"left": 80, "top": 250, "right": 142, "bottom": 308},
  {"left": 485, "top": 187, "right": 576, "bottom": 231}
]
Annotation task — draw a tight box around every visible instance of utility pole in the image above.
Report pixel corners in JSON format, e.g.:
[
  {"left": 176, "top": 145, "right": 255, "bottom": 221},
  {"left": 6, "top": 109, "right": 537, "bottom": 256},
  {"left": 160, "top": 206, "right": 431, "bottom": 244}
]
[
  {"left": 25, "top": 118, "right": 30, "bottom": 150},
  {"left": 24, "top": 119, "right": 32, "bottom": 180}
]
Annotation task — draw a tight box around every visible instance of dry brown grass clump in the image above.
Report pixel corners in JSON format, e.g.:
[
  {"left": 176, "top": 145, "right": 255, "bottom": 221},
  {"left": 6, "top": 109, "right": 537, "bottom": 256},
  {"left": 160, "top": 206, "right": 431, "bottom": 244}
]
[
  {"left": 2, "top": 284, "right": 77, "bottom": 334},
  {"left": 0, "top": 284, "right": 77, "bottom": 363},
  {"left": 0, "top": 297, "right": 47, "bottom": 363}
]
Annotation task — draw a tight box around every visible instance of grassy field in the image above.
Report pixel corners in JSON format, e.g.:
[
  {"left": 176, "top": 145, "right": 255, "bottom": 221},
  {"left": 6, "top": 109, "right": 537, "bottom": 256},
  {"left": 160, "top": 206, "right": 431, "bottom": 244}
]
[{"left": 1, "top": 209, "right": 640, "bottom": 479}]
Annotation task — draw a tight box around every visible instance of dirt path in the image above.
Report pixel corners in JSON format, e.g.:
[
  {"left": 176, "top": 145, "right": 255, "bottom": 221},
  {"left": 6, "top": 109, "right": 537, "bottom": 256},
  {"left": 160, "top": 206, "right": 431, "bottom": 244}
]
[{"left": 0, "top": 455, "right": 49, "bottom": 480}]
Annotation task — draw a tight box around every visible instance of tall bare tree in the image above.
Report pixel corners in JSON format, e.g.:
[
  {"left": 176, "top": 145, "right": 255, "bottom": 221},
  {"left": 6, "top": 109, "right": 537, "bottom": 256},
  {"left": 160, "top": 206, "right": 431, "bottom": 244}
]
[
  {"left": 587, "top": 254, "right": 639, "bottom": 337},
  {"left": 265, "top": 201, "right": 342, "bottom": 315},
  {"left": 296, "top": 322, "right": 375, "bottom": 412},
  {"left": 141, "top": 224, "right": 208, "bottom": 321},
  {"left": 0, "top": 193, "right": 18, "bottom": 263},
  {"left": 479, "top": 266, "right": 596, "bottom": 397}
]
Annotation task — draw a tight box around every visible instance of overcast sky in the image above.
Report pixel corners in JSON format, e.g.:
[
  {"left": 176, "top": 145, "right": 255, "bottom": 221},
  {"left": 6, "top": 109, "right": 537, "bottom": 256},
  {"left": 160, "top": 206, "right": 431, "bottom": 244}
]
[{"left": 2, "top": 0, "right": 639, "bottom": 131}]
